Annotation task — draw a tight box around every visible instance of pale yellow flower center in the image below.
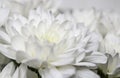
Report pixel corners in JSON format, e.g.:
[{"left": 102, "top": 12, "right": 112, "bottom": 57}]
[
  {"left": 41, "top": 30, "right": 60, "bottom": 43},
  {"left": 36, "top": 27, "right": 64, "bottom": 44}
]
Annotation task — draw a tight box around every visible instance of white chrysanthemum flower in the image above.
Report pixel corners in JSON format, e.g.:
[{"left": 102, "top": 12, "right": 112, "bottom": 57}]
[
  {"left": 97, "top": 11, "right": 120, "bottom": 37},
  {"left": 0, "top": 7, "right": 107, "bottom": 78},
  {"left": 72, "top": 9, "right": 101, "bottom": 32},
  {"left": 99, "top": 12, "right": 120, "bottom": 54},
  {"left": 100, "top": 33, "right": 120, "bottom": 54},
  {"left": 99, "top": 53, "right": 120, "bottom": 78},
  {"left": 73, "top": 49, "right": 107, "bottom": 78},
  {"left": 72, "top": 9, "right": 120, "bottom": 38},
  {"left": 99, "top": 33, "right": 120, "bottom": 77},
  {"left": 0, "top": 62, "right": 27, "bottom": 78},
  {"left": 106, "top": 53, "right": 120, "bottom": 77},
  {"left": 72, "top": 9, "right": 120, "bottom": 53},
  {"left": 63, "top": 9, "right": 107, "bottom": 67},
  {"left": 97, "top": 11, "right": 120, "bottom": 78},
  {"left": 72, "top": 9, "right": 95, "bottom": 26}
]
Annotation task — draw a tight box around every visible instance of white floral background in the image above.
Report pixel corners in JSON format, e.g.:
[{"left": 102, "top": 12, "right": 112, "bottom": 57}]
[
  {"left": 0, "top": 0, "right": 120, "bottom": 78},
  {"left": 60, "top": 0, "right": 120, "bottom": 13}
]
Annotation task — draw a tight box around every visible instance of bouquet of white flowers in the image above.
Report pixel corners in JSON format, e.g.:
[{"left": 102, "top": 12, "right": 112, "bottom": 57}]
[{"left": 0, "top": 0, "right": 119, "bottom": 78}]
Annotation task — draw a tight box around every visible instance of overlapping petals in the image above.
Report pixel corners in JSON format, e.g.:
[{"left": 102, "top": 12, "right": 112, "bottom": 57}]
[
  {"left": 1, "top": 0, "right": 120, "bottom": 78},
  {"left": 0, "top": 62, "right": 27, "bottom": 78},
  {"left": 0, "top": 6, "right": 108, "bottom": 78}
]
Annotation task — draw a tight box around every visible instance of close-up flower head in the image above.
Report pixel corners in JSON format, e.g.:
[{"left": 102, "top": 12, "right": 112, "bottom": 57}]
[{"left": 0, "top": 0, "right": 119, "bottom": 78}]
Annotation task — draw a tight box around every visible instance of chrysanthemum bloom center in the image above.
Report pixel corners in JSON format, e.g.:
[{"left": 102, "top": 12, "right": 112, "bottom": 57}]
[
  {"left": 38, "top": 28, "right": 61, "bottom": 43},
  {"left": 34, "top": 22, "right": 67, "bottom": 44}
]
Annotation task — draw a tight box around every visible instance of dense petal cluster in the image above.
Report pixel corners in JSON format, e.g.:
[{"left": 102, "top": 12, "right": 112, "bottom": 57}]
[
  {"left": 0, "top": 62, "right": 27, "bottom": 78},
  {"left": 71, "top": 9, "right": 120, "bottom": 78},
  {"left": 0, "top": 7, "right": 107, "bottom": 78},
  {"left": 0, "top": 0, "right": 119, "bottom": 78}
]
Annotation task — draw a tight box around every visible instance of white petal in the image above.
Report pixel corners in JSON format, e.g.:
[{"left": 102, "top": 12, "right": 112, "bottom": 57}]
[
  {"left": 0, "top": 8, "right": 9, "bottom": 26},
  {"left": 22, "top": 58, "right": 42, "bottom": 68},
  {"left": 50, "top": 56, "right": 74, "bottom": 66},
  {"left": 25, "top": 39, "right": 50, "bottom": 60},
  {"left": 39, "top": 67, "right": 63, "bottom": 78},
  {"left": 73, "top": 9, "right": 95, "bottom": 26},
  {"left": 12, "top": 68, "right": 19, "bottom": 78},
  {"left": 1, "top": 62, "right": 15, "bottom": 76},
  {"left": 12, "top": 64, "right": 27, "bottom": 78},
  {"left": 6, "top": 14, "right": 27, "bottom": 35},
  {"left": 19, "top": 64, "right": 27, "bottom": 78},
  {"left": 0, "top": 31, "right": 10, "bottom": 43},
  {"left": 16, "top": 51, "right": 31, "bottom": 63},
  {"left": 11, "top": 35, "right": 25, "bottom": 51},
  {"left": 50, "top": 51, "right": 74, "bottom": 66},
  {"left": 21, "top": 26, "right": 31, "bottom": 37},
  {"left": 75, "top": 68, "right": 100, "bottom": 78},
  {"left": 84, "top": 52, "right": 107, "bottom": 64},
  {"left": 76, "top": 52, "right": 85, "bottom": 63},
  {"left": 0, "top": 44, "right": 16, "bottom": 59},
  {"left": 58, "top": 66, "right": 76, "bottom": 78},
  {"left": 107, "top": 53, "right": 119, "bottom": 74},
  {"left": 74, "top": 62, "right": 97, "bottom": 68}
]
